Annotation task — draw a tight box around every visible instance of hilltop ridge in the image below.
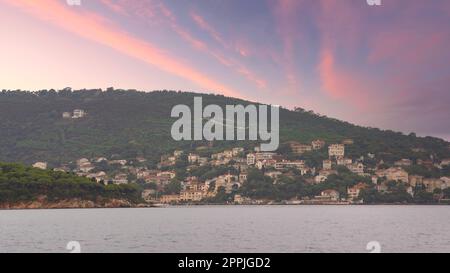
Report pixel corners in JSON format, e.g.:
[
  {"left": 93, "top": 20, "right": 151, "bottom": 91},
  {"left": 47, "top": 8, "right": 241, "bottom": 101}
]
[{"left": 0, "top": 88, "right": 448, "bottom": 166}]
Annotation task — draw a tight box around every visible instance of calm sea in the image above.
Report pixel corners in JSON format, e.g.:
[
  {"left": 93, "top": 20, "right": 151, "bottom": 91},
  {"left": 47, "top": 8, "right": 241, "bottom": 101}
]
[{"left": 1, "top": 206, "right": 449, "bottom": 253}]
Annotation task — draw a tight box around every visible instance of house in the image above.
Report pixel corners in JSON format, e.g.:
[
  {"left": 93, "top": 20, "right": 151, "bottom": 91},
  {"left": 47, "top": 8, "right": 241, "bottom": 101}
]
[
  {"left": 239, "top": 172, "right": 248, "bottom": 183},
  {"left": 412, "top": 148, "right": 426, "bottom": 153},
  {"left": 159, "top": 156, "right": 175, "bottom": 167},
  {"left": 234, "top": 194, "right": 244, "bottom": 204},
  {"left": 371, "top": 176, "right": 378, "bottom": 184},
  {"left": 54, "top": 166, "right": 70, "bottom": 173},
  {"left": 320, "top": 189, "right": 340, "bottom": 201},
  {"left": 423, "top": 178, "right": 449, "bottom": 193},
  {"left": 72, "top": 109, "right": 87, "bottom": 119},
  {"left": 136, "top": 156, "right": 147, "bottom": 163},
  {"left": 109, "top": 159, "right": 127, "bottom": 166},
  {"left": 311, "top": 139, "right": 325, "bottom": 150},
  {"left": 32, "top": 162, "right": 48, "bottom": 170},
  {"left": 289, "top": 142, "right": 313, "bottom": 155},
  {"left": 406, "top": 186, "right": 414, "bottom": 197},
  {"left": 232, "top": 147, "right": 244, "bottom": 156},
  {"left": 347, "top": 162, "right": 364, "bottom": 175},
  {"left": 234, "top": 194, "right": 252, "bottom": 204},
  {"left": 160, "top": 194, "right": 180, "bottom": 203},
  {"left": 417, "top": 159, "right": 434, "bottom": 168},
  {"left": 136, "top": 169, "right": 150, "bottom": 179},
  {"left": 375, "top": 167, "right": 409, "bottom": 183},
  {"left": 255, "top": 159, "right": 276, "bottom": 170},
  {"left": 255, "top": 152, "right": 277, "bottom": 161},
  {"left": 247, "top": 153, "right": 256, "bottom": 165},
  {"left": 112, "top": 173, "right": 128, "bottom": 185},
  {"left": 255, "top": 161, "right": 265, "bottom": 170},
  {"left": 141, "top": 189, "right": 156, "bottom": 202},
  {"left": 223, "top": 150, "right": 234, "bottom": 158},
  {"left": 376, "top": 182, "right": 389, "bottom": 193},
  {"left": 184, "top": 180, "right": 206, "bottom": 192},
  {"left": 441, "top": 159, "right": 450, "bottom": 167},
  {"left": 337, "top": 158, "right": 352, "bottom": 166},
  {"left": 342, "top": 139, "right": 354, "bottom": 145},
  {"left": 179, "top": 190, "right": 204, "bottom": 202},
  {"left": 212, "top": 152, "right": 225, "bottom": 160},
  {"left": 95, "top": 157, "right": 108, "bottom": 163},
  {"left": 299, "top": 167, "right": 314, "bottom": 176},
  {"left": 79, "top": 163, "right": 95, "bottom": 173},
  {"left": 166, "top": 155, "right": 177, "bottom": 163},
  {"left": 347, "top": 183, "right": 367, "bottom": 200},
  {"left": 328, "top": 144, "right": 345, "bottom": 158},
  {"left": 395, "top": 159, "right": 413, "bottom": 167},
  {"left": 211, "top": 158, "right": 231, "bottom": 166},
  {"left": 198, "top": 157, "right": 209, "bottom": 165},
  {"left": 62, "top": 112, "right": 72, "bottom": 119},
  {"left": 214, "top": 174, "right": 240, "bottom": 193},
  {"left": 275, "top": 160, "right": 306, "bottom": 170},
  {"left": 173, "top": 150, "right": 184, "bottom": 158},
  {"left": 76, "top": 158, "right": 90, "bottom": 166},
  {"left": 157, "top": 171, "right": 176, "bottom": 179},
  {"left": 314, "top": 175, "right": 328, "bottom": 184},
  {"left": 441, "top": 177, "right": 450, "bottom": 186},
  {"left": 86, "top": 171, "right": 107, "bottom": 183},
  {"left": 188, "top": 153, "right": 199, "bottom": 164},
  {"left": 409, "top": 175, "right": 424, "bottom": 187},
  {"left": 323, "top": 160, "right": 332, "bottom": 170},
  {"left": 265, "top": 171, "right": 282, "bottom": 180},
  {"left": 319, "top": 169, "right": 338, "bottom": 177}
]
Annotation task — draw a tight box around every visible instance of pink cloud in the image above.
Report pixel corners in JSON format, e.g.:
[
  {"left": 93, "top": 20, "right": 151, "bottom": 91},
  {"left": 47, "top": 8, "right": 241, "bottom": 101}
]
[
  {"left": 318, "top": 48, "right": 373, "bottom": 109},
  {"left": 3, "top": 0, "right": 241, "bottom": 98},
  {"left": 190, "top": 11, "right": 226, "bottom": 49},
  {"left": 100, "top": 1, "right": 266, "bottom": 90},
  {"left": 100, "top": 0, "right": 128, "bottom": 16},
  {"left": 270, "top": 0, "right": 305, "bottom": 94},
  {"left": 188, "top": 11, "right": 267, "bottom": 89}
]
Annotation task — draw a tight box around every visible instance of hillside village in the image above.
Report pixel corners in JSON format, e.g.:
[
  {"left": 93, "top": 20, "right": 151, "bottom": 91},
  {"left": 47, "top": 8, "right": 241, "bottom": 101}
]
[{"left": 32, "top": 137, "right": 450, "bottom": 205}]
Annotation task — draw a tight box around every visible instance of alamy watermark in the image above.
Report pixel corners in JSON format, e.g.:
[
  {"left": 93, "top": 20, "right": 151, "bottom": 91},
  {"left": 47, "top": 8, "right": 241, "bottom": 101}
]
[
  {"left": 66, "top": 0, "right": 81, "bottom": 6},
  {"left": 366, "top": 0, "right": 382, "bottom": 6},
  {"left": 66, "top": 241, "right": 81, "bottom": 253},
  {"left": 171, "top": 97, "right": 279, "bottom": 151}
]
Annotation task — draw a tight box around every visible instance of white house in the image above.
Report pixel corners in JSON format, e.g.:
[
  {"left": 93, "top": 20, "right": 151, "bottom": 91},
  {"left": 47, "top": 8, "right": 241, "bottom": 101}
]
[
  {"left": 32, "top": 162, "right": 47, "bottom": 170},
  {"left": 247, "top": 153, "right": 256, "bottom": 165},
  {"left": 188, "top": 153, "right": 199, "bottom": 164},
  {"left": 328, "top": 144, "right": 345, "bottom": 158},
  {"left": 323, "top": 160, "right": 332, "bottom": 170},
  {"left": 72, "top": 109, "right": 87, "bottom": 119}
]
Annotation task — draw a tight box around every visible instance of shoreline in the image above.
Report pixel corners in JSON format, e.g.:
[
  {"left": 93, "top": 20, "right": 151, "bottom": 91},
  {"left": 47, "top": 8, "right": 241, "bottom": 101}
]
[{"left": 1, "top": 202, "right": 448, "bottom": 210}]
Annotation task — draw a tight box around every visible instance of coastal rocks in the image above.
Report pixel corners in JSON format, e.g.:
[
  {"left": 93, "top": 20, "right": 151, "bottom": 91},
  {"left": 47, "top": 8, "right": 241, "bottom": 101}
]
[{"left": 0, "top": 197, "right": 134, "bottom": 210}]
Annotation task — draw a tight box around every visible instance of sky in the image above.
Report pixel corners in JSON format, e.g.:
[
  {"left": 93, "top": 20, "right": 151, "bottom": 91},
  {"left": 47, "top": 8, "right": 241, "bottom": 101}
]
[{"left": 0, "top": 0, "right": 450, "bottom": 140}]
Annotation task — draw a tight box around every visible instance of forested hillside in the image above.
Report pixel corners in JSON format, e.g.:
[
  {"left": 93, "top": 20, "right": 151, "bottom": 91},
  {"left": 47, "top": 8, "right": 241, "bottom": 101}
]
[{"left": 0, "top": 89, "right": 448, "bottom": 167}]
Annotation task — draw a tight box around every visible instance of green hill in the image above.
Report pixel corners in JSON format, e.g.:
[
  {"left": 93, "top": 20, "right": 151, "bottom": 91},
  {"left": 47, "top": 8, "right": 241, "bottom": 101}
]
[{"left": 0, "top": 88, "right": 449, "bottom": 167}]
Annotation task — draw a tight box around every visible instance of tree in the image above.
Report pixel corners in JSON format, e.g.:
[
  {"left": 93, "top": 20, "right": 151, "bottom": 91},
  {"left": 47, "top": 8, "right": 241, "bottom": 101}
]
[
  {"left": 212, "top": 186, "right": 228, "bottom": 203},
  {"left": 444, "top": 188, "right": 450, "bottom": 199},
  {"left": 414, "top": 191, "right": 435, "bottom": 204},
  {"left": 240, "top": 169, "right": 276, "bottom": 199},
  {"left": 164, "top": 179, "right": 182, "bottom": 194}
]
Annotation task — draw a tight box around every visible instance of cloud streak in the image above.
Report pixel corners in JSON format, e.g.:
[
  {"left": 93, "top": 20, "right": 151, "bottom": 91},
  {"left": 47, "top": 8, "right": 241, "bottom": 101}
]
[{"left": 99, "top": 0, "right": 267, "bottom": 90}]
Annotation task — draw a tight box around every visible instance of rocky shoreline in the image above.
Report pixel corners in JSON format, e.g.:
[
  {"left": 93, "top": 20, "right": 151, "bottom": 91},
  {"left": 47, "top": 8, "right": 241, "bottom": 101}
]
[{"left": 0, "top": 197, "right": 154, "bottom": 210}]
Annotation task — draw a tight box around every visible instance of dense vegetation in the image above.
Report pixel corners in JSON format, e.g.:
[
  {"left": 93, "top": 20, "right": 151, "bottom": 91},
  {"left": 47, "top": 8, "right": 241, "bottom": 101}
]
[
  {"left": 0, "top": 88, "right": 449, "bottom": 167},
  {"left": 0, "top": 162, "right": 141, "bottom": 203}
]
